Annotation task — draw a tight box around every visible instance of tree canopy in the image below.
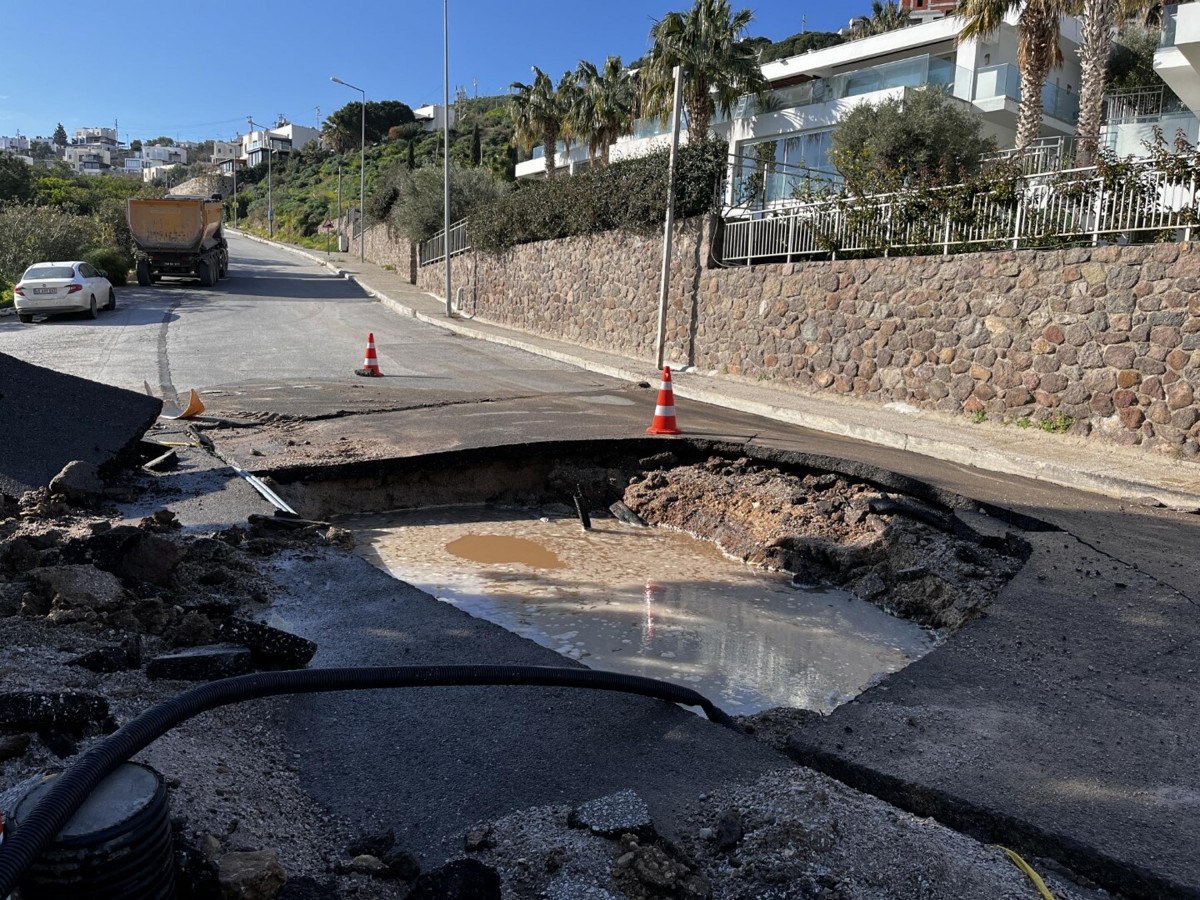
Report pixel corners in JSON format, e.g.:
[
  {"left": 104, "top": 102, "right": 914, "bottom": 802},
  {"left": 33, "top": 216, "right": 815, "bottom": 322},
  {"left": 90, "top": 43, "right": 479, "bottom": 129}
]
[
  {"left": 323, "top": 100, "right": 416, "bottom": 151},
  {"left": 52, "top": 123, "right": 67, "bottom": 146},
  {"left": 0, "top": 155, "right": 33, "bottom": 204},
  {"left": 759, "top": 31, "right": 847, "bottom": 63},
  {"left": 830, "top": 87, "right": 996, "bottom": 193}
]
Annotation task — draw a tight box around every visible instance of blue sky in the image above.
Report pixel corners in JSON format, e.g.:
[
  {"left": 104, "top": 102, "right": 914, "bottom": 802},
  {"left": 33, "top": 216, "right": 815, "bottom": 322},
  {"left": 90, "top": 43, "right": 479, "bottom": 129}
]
[{"left": 0, "top": 1, "right": 852, "bottom": 144}]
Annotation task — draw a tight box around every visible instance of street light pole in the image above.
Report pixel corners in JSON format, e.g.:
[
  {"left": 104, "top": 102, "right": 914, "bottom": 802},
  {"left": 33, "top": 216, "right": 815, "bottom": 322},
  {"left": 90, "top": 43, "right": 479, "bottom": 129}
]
[
  {"left": 331, "top": 76, "right": 367, "bottom": 263},
  {"left": 443, "top": 0, "right": 452, "bottom": 316},
  {"left": 654, "top": 65, "right": 684, "bottom": 371},
  {"left": 247, "top": 116, "right": 273, "bottom": 238}
]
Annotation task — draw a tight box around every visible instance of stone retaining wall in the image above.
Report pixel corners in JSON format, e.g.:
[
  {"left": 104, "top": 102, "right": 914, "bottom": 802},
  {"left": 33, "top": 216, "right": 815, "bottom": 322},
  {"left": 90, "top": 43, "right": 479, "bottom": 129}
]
[
  {"left": 418, "top": 220, "right": 1200, "bottom": 457},
  {"left": 341, "top": 219, "right": 416, "bottom": 283}
]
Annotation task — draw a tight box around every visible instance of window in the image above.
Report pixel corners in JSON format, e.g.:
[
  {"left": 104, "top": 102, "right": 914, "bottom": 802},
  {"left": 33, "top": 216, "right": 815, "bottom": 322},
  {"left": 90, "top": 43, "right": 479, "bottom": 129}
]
[
  {"left": 79, "top": 264, "right": 96, "bottom": 278},
  {"left": 23, "top": 266, "right": 75, "bottom": 280},
  {"left": 736, "top": 129, "right": 838, "bottom": 206}
]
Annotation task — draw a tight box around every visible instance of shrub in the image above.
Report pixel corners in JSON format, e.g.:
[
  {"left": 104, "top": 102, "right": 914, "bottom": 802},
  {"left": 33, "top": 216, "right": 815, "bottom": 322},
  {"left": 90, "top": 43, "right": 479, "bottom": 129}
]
[
  {"left": 471, "top": 137, "right": 726, "bottom": 253},
  {"left": 0, "top": 204, "right": 107, "bottom": 286},
  {"left": 83, "top": 247, "right": 133, "bottom": 286},
  {"left": 831, "top": 87, "right": 995, "bottom": 195},
  {"left": 386, "top": 165, "right": 509, "bottom": 243}
]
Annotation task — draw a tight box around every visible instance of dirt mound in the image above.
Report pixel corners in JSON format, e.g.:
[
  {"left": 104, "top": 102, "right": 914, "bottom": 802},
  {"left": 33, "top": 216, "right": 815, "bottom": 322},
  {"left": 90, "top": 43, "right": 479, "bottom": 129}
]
[{"left": 624, "top": 457, "right": 1023, "bottom": 630}]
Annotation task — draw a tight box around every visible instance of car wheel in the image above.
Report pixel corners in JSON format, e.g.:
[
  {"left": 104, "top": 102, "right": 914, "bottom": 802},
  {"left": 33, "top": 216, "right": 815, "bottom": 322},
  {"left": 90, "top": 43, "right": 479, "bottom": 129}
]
[
  {"left": 17, "top": 313, "right": 32, "bottom": 324},
  {"left": 87, "top": 296, "right": 98, "bottom": 319},
  {"left": 106, "top": 288, "right": 117, "bottom": 311}
]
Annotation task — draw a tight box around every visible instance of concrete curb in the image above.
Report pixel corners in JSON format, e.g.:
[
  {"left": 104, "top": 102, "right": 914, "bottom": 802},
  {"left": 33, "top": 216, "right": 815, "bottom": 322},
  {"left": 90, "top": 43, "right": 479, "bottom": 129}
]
[{"left": 230, "top": 229, "right": 1200, "bottom": 511}]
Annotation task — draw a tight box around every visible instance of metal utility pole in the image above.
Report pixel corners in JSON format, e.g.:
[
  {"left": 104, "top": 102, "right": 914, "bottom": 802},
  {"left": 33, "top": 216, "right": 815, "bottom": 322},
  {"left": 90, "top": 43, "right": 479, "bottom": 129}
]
[
  {"left": 247, "top": 116, "right": 273, "bottom": 238},
  {"left": 443, "top": 0, "right": 453, "bottom": 316},
  {"left": 331, "top": 76, "right": 367, "bottom": 262},
  {"left": 337, "top": 159, "right": 343, "bottom": 249},
  {"left": 654, "top": 65, "right": 684, "bottom": 370}
]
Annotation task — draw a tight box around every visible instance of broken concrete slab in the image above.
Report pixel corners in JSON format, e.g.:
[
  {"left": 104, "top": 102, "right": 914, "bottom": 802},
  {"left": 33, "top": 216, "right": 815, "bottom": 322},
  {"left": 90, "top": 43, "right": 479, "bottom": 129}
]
[
  {"left": 218, "top": 617, "right": 317, "bottom": 670},
  {"left": 0, "top": 690, "right": 111, "bottom": 735},
  {"left": 0, "top": 352, "right": 161, "bottom": 499},
  {"left": 146, "top": 644, "right": 253, "bottom": 681},
  {"left": 27, "top": 565, "right": 127, "bottom": 614}
]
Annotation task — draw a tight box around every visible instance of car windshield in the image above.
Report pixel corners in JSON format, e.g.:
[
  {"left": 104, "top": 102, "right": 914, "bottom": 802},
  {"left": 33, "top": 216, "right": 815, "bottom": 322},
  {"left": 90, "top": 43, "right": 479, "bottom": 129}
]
[{"left": 23, "top": 266, "right": 76, "bottom": 280}]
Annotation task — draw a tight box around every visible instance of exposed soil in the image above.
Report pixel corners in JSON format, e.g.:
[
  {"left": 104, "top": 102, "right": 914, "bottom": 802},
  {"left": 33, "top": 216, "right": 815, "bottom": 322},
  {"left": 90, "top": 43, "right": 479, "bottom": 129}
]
[{"left": 622, "top": 456, "right": 1025, "bottom": 632}]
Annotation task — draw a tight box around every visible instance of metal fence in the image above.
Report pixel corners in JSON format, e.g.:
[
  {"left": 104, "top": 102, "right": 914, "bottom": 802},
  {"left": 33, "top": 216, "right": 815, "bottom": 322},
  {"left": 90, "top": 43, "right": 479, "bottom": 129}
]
[
  {"left": 720, "top": 162, "right": 1200, "bottom": 266},
  {"left": 419, "top": 218, "right": 471, "bottom": 266}
]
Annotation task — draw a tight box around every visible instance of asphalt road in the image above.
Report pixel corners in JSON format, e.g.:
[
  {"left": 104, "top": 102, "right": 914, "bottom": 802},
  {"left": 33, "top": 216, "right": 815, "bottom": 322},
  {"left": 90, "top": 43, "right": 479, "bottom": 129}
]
[
  {"left": 4, "top": 234, "right": 1200, "bottom": 894},
  {"left": 0, "top": 234, "right": 614, "bottom": 406}
]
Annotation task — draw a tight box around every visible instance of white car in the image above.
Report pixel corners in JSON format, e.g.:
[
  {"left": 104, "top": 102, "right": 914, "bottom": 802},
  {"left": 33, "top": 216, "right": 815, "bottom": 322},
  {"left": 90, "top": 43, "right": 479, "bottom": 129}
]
[{"left": 13, "top": 261, "right": 117, "bottom": 323}]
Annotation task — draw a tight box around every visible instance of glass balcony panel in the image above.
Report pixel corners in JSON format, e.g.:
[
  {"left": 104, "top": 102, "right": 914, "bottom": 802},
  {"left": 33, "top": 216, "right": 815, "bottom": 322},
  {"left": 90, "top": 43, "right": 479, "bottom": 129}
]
[{"left": 1161, "top": 4, "right": 1180, "bottom": 47}]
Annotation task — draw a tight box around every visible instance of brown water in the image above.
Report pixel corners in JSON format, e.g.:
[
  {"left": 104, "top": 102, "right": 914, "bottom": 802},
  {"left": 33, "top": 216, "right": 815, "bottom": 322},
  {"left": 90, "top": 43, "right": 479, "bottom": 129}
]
[{"left": 348, "top": 506, "right": 937, "bottom": 715}]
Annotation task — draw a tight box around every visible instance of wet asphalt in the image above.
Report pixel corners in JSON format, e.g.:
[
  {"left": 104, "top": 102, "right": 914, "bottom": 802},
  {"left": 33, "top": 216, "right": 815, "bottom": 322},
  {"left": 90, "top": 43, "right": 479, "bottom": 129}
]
[{"left": 3, "top": 235, "right": 1199, "bottom": 895}]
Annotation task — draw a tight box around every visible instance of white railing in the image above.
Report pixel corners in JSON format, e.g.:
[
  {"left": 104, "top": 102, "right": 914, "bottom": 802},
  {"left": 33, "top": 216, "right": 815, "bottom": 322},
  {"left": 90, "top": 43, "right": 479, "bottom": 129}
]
[
  {"left": 419, "top": 218, "right": 471, "bottom": 266},
  {"left": 720, "top": 163, "right": 1199, "bottom": 266}
]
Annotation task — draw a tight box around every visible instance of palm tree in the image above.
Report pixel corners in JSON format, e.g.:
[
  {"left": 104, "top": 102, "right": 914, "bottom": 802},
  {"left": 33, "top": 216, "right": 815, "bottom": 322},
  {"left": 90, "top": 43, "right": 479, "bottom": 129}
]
[
  {"left": 510, "top": 67, "right": 564, "bottom": 179},
  {"left": 850, "top": 0, "right": 913, "bottom": 38},
  {"left": 575, "top": 57, "right": 637, "bottom": 166},
  {"left": 1075, "top": 0, "right": 1157, "bottom": 165},
  {"left": 957, "top": 0, "right": 1077, "bottom": 151},
  {"left": 1074, "top": 0, "right": 1113, "bottom": 165},
  {"left": 643, "top": 0, "right": 767, "bottom": 142},
  {"left": 556, "top": 70, "right": 584, "bottom": 171}
]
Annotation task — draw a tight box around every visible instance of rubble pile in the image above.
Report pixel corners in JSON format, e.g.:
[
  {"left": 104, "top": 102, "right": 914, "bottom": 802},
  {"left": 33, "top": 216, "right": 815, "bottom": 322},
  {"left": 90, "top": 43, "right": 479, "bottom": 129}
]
[{"left": 623, "top": 456, "right": 1025, "bottom": 630}]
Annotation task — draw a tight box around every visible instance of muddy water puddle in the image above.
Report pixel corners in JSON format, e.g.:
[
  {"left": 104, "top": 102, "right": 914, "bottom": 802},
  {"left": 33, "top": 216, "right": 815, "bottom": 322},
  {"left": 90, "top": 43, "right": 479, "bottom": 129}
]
[{"left": 349, "top": 506, "right": 936, "bottom": 715}]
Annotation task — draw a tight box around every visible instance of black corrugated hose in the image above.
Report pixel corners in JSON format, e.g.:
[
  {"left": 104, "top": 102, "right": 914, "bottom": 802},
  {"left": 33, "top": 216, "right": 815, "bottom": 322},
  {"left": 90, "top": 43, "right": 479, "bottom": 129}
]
[{"left": 0, "top": 664, "right": 736, "bottom": 893}]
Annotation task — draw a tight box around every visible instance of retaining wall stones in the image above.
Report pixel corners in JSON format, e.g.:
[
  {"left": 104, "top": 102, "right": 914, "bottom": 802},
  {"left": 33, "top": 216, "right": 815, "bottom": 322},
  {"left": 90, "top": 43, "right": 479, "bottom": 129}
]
[
  {"left": 341, "top": 219, "right": 417, "bottom": 283},
  {"left": 418, "top": 219, "right": 1200, "bottom": 457}
]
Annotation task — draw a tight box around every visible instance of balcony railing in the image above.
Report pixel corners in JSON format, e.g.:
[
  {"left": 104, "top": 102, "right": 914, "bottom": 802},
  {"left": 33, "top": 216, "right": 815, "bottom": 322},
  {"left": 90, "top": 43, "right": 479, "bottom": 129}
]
[
  {"left": 974, "top": 63, "right": 1080, "bottom": 124},
  {"left": 720, "top": 160, "right": 1200, "bottom": 266},
  {"left": 419, "top": 218, "right": 471, "bottom": 266},
  {"left": 732, "top": 54, "right": 960, "bottom": 119}
]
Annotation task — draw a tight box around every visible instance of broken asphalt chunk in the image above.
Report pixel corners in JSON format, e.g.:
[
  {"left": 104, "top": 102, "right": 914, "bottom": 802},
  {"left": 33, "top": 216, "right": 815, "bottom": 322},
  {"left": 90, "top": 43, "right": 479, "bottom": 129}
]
[
  {"left": 146, "top": 644, "right": 253, "bottom": 681},
  {"left": 0, "top": 690, "right": 112, "bottom": 735},
  {"left": 218, "top": 617, "right": 317, "bottom": 670}
]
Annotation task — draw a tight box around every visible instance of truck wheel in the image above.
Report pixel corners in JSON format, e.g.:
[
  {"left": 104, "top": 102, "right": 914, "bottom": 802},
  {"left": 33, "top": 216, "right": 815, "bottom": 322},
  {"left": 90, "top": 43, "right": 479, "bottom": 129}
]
[
  {"left": 17, "top": 313, "right": 32, "bottom": 324},
  {"left": 106, "top": 289, "right": 117, "bottom": 311},
  {"left": 198, "top": 260, "right": 215, "bottom": 287},
  {"left": 87, "top": 296, "right": 98, "bottom": 319},
  {"left": 136, "top": 260, "right": 151, "bottom": 286}
]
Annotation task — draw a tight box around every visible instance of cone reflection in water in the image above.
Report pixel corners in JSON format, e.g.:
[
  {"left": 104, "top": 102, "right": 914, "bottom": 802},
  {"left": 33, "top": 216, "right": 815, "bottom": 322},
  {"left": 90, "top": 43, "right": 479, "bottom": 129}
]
[{"left": 646, "top": 366, "right": 682, "bottom": 435}]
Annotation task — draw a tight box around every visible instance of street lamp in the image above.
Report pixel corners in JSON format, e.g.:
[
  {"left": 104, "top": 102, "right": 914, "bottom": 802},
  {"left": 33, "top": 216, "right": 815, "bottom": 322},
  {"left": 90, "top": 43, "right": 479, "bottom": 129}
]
[
  {"left": 331, "top": 76, "right": 366, "bottom": 262},
  {"left": 246, "top": 116, "right": 273, "bottom": 238},
  {"left": 443, "top": 0, "right": 452, "bottom": 316}
]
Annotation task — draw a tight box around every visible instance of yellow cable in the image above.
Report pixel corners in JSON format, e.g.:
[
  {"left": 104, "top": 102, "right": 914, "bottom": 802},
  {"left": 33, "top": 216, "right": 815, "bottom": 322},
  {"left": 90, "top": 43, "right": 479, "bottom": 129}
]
[{"left": 997, "top": 846, "right": 1055, "bottom": 900}]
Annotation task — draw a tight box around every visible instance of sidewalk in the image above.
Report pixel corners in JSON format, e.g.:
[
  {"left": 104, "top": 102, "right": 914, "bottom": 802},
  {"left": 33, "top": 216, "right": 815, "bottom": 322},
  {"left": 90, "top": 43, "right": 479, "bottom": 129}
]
[{"left": 232, "top": 229, "right": 1200, "bottom": 511}]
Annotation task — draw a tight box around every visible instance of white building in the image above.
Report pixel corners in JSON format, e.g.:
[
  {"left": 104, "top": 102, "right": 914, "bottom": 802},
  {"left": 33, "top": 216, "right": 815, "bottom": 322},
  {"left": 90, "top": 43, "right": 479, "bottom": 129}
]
[
  {"left": 0, "top": 135, "right": 30, "bottom": 153},
  {"left": 516, "top": 11, "right": 1084, "bottom": 205},
  {"left": 63, "top": 145, "right": 112, "bottom": 174},
  {"left": 74, "top": 126, "right": 118, "bottom": 147},
  {"left": 241, "top": 123, "right": 319, "bottom": 167},
  {"left": 1131, "top": 3, "right": 1200, "bottom": 153},
  {"left": 414, "top": 104, "right": 456, "bottom": 132},
  {"left": 142, "top": 144, "right": 188, "bottom": 164},
  {"left": 211, "top": 140, "right": 239, "bottom": 164},
  {"left": 143, "top": 163, "right": 183, "bottom": 183}
]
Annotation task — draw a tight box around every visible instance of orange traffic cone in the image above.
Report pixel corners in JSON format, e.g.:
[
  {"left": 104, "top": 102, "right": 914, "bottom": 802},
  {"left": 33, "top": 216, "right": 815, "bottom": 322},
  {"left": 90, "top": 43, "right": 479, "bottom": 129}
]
[
  {"left": 356, "top": 333, "right": 382, "bottom": 377},
  {"left": 646, "top": 366, "right": 682, "bottom": 435}
]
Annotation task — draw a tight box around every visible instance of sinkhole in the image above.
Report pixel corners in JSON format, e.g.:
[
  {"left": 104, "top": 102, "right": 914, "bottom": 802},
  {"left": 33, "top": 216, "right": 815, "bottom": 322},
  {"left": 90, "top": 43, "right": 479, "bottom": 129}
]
[{"left": 272, "top": 438, "right": 1026, "bottom": 717}]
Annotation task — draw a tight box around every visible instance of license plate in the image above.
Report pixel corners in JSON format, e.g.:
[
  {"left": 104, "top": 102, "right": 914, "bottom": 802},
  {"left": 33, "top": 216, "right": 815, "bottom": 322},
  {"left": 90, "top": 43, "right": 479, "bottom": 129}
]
[{"left": 32, "top": 288, "right": 57, "bottom": 295}]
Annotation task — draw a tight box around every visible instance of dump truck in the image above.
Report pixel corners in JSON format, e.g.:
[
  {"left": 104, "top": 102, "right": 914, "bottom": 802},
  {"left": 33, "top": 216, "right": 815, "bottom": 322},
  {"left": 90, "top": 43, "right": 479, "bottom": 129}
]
[{"left": 127, "top": 195, "right": 228, "bottom": 287}]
